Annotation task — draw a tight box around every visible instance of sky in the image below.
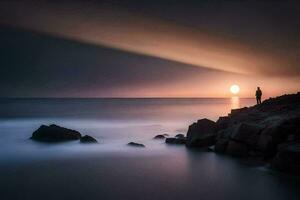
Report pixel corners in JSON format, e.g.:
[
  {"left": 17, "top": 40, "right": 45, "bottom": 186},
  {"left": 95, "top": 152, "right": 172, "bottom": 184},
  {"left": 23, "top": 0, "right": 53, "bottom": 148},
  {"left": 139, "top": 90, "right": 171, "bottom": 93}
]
[{"left": 0, "top": 0, "right": 300, "bottom": 98}]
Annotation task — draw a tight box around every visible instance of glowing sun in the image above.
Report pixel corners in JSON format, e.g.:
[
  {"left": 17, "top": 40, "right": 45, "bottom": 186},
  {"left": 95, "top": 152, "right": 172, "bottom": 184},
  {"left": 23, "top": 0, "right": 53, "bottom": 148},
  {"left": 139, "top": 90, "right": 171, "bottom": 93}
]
[{"left": 230, "top": 84, "right": 240, "bottom": 95}]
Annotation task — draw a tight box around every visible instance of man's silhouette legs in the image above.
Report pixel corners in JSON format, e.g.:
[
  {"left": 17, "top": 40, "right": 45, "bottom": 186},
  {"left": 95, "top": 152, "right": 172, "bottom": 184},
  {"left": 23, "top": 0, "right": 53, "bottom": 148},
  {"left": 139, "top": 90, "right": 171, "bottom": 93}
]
[{"left": 257, "top": 97, "right": 261, "bottom": 104}]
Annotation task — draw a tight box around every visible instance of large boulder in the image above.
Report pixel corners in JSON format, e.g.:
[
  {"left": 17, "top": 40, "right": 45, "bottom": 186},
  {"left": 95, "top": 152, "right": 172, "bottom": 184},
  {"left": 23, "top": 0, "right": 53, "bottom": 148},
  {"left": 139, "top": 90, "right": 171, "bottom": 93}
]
[
  {"left": 31, "top": 124, "right": 81, "bottom": 142},
  {"left": 272, "top": 142, "right": 300, "bottom": 174},
  {"left": 186, "top": 118, "right": 217, "bottom": 147},
  {"left": 165, "top": 137, "right": 186, "bottom": 144},
  {"left": 80, "top": 135, "right": 98, "bottom": 143}
]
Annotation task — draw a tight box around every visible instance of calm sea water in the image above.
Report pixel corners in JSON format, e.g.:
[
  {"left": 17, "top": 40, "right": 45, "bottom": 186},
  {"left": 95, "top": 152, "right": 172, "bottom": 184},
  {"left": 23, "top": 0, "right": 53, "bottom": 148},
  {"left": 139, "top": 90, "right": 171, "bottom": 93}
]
[{"left": 0, "top": 98, "right": 299, "bottom": 200}]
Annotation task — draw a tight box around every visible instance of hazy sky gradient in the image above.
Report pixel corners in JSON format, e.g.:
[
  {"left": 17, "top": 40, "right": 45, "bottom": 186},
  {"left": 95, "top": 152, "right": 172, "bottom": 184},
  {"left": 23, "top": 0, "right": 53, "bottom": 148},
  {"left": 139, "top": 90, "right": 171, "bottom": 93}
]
[{"left": 0, "top": 0, "right": 299, "bottom": 97}]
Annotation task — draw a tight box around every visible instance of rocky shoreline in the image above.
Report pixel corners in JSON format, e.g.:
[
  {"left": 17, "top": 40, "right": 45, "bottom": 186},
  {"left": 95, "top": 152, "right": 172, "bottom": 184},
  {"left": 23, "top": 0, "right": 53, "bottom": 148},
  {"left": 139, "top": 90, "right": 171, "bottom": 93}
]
[
  {"left": 181, "top": 92, "right": 300, "bottom": 174},
  {"left": 29, "top": 92, "right": 300, "bottom": 174}
]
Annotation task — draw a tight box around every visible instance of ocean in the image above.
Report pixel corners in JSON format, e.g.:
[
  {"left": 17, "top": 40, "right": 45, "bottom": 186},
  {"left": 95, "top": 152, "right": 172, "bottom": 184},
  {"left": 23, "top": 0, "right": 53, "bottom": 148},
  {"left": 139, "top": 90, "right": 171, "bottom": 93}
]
[{"left": 0, "top": 98, "right": 299, "bottom": 200}]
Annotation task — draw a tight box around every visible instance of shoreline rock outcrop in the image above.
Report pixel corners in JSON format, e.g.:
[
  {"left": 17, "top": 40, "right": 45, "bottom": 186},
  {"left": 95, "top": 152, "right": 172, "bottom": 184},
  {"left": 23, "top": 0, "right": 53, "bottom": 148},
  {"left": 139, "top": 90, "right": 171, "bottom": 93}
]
[
  {"left": 186, "top": 118, "right": 217, "bottom": 147},
  {"left": 186, "top": 92, "right": 300, "bottom": 173}
]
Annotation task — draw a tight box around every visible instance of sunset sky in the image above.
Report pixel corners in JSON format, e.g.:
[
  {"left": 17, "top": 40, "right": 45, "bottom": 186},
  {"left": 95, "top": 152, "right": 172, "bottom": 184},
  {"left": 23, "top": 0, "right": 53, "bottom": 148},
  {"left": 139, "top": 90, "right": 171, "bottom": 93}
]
[{"left": 0, "top": 0, "right": 300, "bottom": 98}]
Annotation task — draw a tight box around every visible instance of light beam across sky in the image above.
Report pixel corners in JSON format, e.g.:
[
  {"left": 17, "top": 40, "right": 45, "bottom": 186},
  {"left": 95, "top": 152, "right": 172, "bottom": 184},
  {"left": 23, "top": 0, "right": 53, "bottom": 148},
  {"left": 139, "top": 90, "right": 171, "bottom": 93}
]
[
  {"left": 0, "top": 0, "right": 300, "bottom": 98},
  {"left": 1, "top": 1, "right": 300, "bottom": 76}
]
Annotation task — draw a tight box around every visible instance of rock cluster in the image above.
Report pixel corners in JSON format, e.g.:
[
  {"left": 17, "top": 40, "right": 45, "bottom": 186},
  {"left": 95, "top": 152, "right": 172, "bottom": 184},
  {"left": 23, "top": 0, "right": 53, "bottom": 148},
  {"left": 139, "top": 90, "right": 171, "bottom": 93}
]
[
  {"left": 29, "top": 93, "right": 300, "bottom": 174},
  {"left": 186, "top": 92, "right": 300, "bottom": 174},
  {"left": 163, "top": 133, "right": 187, "bottom": 144},
  {"left": 30, "top": 124, "right": 97, "bottom": 143}
]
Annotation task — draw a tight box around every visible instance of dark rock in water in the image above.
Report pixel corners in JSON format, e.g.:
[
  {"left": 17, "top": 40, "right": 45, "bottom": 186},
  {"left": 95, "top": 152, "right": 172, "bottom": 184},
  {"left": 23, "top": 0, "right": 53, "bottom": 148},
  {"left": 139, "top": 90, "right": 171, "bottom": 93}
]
[
  {"left": 31, "top": 124, "right": 81, "bottom": 142},
  {"left": 175, "top": 134, "right": 185, "bottom": 139},
  {"left": 80, "top": 135, "right": 98, "bottom": 143},
  {"left": 127, "top": 142, "right": 145, "bottom": 147},
  {"left": 186, "top": 118, "right": 217, "bottom": 147},
  {"left": 272, "top": 142, "right": 300, "bottom": 174},
  {"left": 154, "top": 134, "right": 166, "bottom": 139},
  {"left": 165, "top": 137, "right": 186, "bottom": 144}
]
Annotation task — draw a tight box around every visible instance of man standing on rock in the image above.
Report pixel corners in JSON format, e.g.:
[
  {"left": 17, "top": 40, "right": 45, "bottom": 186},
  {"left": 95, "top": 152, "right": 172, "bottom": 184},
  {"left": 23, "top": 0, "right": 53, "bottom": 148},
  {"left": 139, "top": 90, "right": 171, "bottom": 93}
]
[{"left": 256, "top": 87, "right": 262, "bottom": 105}]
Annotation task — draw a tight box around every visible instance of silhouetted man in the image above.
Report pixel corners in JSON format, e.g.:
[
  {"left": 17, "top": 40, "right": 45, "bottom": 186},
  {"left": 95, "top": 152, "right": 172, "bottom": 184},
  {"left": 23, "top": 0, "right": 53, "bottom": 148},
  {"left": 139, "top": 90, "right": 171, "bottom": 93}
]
[{"left": 256, "top": 87, "right": 262, "bottom": 105}]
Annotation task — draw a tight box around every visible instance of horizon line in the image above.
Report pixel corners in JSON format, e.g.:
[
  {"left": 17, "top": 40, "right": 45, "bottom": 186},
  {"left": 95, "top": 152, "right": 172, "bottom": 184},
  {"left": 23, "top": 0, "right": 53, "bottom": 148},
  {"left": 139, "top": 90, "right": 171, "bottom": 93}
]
[{"left": 0, "top": 96, "right": 255, "bottom": 99}]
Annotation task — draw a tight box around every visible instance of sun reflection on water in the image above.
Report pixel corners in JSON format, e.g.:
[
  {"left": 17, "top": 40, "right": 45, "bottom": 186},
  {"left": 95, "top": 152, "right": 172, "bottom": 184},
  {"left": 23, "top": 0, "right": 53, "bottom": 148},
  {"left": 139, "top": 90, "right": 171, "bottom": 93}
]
[{"left": 231, "top": 96, "right": 240, "bottom": 110}]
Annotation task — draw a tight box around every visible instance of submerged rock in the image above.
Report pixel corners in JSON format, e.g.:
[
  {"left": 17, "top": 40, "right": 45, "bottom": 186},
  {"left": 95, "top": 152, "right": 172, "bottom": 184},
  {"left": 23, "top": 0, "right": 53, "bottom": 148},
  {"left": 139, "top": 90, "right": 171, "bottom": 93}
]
[
  {"left": 80, "top": 135, "right": 98, "bottom": 143},
  {"left": 153, "top": 134, "right": 166, "bottom": 139},
  {"left": 165, "top": 137, "right": 186, "bottom": 144},
  {"left": 31, "top": 124, "right": 81, "bottom": 142},
  {"left": 127, "top": 142, "right": 145, "bottom": 147},
  {"left": 186, "top": 118, "right": 217, "bottom": 147}
]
